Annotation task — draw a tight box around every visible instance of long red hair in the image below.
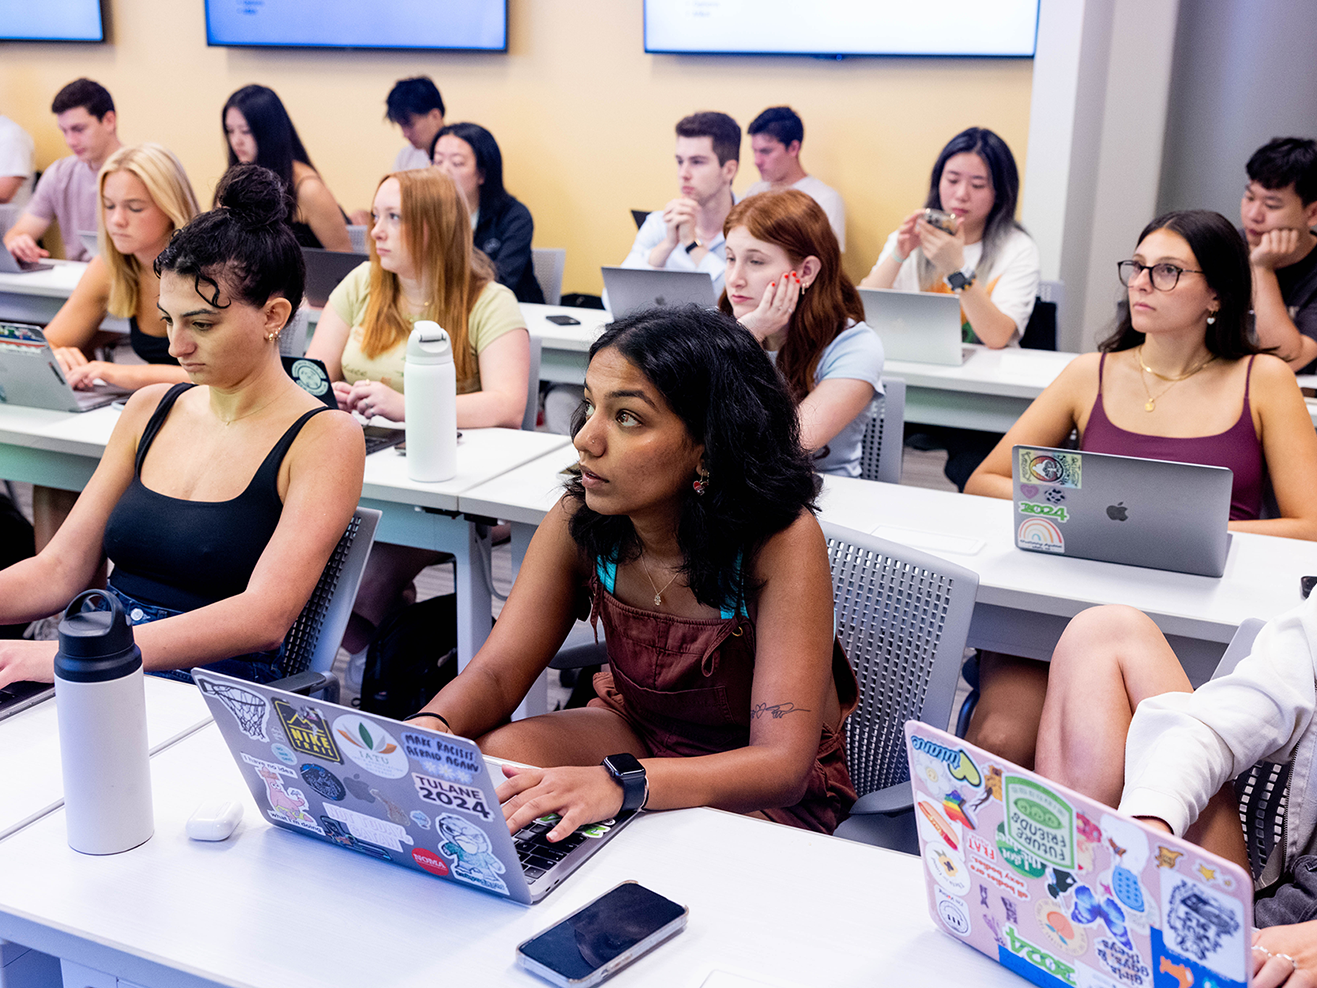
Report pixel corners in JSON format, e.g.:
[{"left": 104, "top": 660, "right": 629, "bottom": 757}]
[{"left": 719, "top": 189, "right": 862, "bottom": 402}]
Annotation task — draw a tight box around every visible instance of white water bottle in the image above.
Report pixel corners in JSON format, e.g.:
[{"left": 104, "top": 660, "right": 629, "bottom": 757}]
[
  {"left": 54, "top": 590, "right": 154, "bottom": 855},
  {"left": 404, "top": 320, "right": 458, "bottom": 482}
]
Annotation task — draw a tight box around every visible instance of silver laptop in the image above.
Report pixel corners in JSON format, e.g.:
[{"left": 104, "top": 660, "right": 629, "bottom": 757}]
[
  {"left": 0, "top": 680, "right": 55, "bottom": 722},
  {"left": 1012, "top": 444, "right": 1232, "bottom": 577},
  {"left": 0, "top": 242, "right": 53, "bottom": 274},
  {"left": 193, "top": 669, "right": 638, "bottom": 905},
  {"left": 601, "top": 266, "right": 717, "bottom": 318},
  {"left": 905, "top": 721, "right": 1253, "bottom": 988},
  {"left": 78, "top": 230, "right": 99, "bottom": 258},
  {"left": 0, "top": 322, "right": 131, "bottom": 412},
  {"left": 301, "top": 247, "right": 367, "bottom": 309},
  {"left": 859, "top": 287, "right": 966, "bottom": 365}
]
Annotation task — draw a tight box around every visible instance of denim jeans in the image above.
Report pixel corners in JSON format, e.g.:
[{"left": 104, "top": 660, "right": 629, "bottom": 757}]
[{"left": 105, "top": 584, "right": 285, "bottom": 685}]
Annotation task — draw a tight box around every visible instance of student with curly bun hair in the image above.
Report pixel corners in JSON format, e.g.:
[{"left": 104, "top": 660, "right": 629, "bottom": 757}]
[
  {"left": 0, "top": 165, "right": 365, "bottom": 688},
  {"left": 412, "top": 306, "right": 859, "bottom": 838}
]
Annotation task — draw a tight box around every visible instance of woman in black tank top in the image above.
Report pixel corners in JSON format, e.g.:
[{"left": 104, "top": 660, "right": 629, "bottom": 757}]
[{"left": 0, "top": 166, "right": 365, "bottom": 689}]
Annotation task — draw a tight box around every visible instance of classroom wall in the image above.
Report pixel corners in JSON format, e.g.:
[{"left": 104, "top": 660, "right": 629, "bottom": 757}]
[{"left": 0, "top": 0, "right": 1033, "bottom": 295}]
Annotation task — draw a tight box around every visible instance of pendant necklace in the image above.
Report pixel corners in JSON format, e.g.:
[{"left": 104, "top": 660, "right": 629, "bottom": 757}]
[
  {"left": 639, "top": 553, "right": 680, "bottom": 608},
  {"left": 1135, "top": 345, "right": 1216, "bottom": 412}
]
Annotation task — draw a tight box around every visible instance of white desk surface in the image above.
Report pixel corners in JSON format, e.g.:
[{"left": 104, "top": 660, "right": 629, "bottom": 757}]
[
  {"left": 0, "top": 721, "right": 1016, "bottom": 988},
  {"left": 461, "top": 447, "right": 1311, "bottom": 662},
  {"left": 521, "top": 302, "right": 610, "bottom": 352},
  {"left": 0, "top": 259, "right": 87, "bottom": 299},
  {"left": 361, "top": 427, "right": 571, "bottom": 513},
  {"left": 886, "top": 345, "right": 1078, "bottom": 399},
  {"left": 0, "top": 676, "right": 211, "bottom": 842},
  {"left": 0, "top": 403, "right": 120, "bottom": 459}
]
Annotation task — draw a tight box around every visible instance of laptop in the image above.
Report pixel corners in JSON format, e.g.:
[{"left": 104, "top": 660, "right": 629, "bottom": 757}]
[
  {"left": 281, "top": 355, "right": 405, "bottom": 455},
  {"left": 0, "top": 680, "right": 55, "bottom": 722},
  {"left": 859, "top": 287, "right": 967, "bottom": 365},
  {"left": 78, "top": 230, "right": 99, "bottom": 259},
  {"left": 601, "top": 266, "right": 717, "bottom": 319},
  {"left": 301, "top": 247, "right": 367, "bottom": 309},
  {"left": 0, "top": 322, "right": 131, "bottom": 412},
  {"left": 0, "top": 241, "right": 53, "bottom": 274},
  {"left": 193, "top": 669, "right": 638, "bottom": 904},
  {"left": 905, "top": 721, "right": 1253, "bottom": 988},
  {"left": 1012, "top": 445, "right": 1232, "bottom": 578}
]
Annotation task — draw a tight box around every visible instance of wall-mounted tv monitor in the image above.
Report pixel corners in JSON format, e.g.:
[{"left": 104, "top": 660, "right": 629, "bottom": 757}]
[
  {"left": 644, "top": 0, "right": 1038, "bottom": 58},
  {"left": 205, "top": 0, "right": 507, "bottom": 51},
  {"left": 1, "top": 0, "right": 104, "bottom": 42}
]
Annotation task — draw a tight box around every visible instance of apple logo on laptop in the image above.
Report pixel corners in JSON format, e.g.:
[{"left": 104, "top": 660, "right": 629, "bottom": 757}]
[{"left": 1106, "top": 502, "right": 1128, "bottom": 522}]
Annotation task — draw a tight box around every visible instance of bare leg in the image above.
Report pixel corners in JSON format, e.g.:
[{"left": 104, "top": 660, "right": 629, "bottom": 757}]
[
  {"left": 1036, "top": 605, "right": 1190, "bottom": 803},
  {"left": 966, "top": 651, "right": 1050, "bottom": 769},
  {"left": 479, "top": 706, "right": 648, "bottom": 766},
  {"left": 1034, "top": 605, "right": 1249, "bottom": 872}
]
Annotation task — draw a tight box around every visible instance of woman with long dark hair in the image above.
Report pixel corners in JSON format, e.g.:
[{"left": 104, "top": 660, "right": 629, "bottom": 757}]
[
  {"left": 0, "top": 166, "right": 364, "bottom": 687},
  {"left": 431, "top": 121, "right": 544, "bottom": 303},
  {"left": 721, "top": 189, "right": 883, "bottom": 476},
  {"left": 963, "top": 209, "right": 1317, "bottom": 769},
  {"left": 860, "top": 126, "right": 1039, "bottom": 349},
  {"left": 410, "top": 306, "right": 858, "bottom": 837},
  {"left": 221, "top": 84, "right": 351, "bottom": 251}
]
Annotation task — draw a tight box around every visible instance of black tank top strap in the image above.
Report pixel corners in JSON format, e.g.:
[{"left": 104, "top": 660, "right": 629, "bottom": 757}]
[
  {"left": 135, "top": 383, "right": 196, "bottom": 475},
  {"left": 250, "top": 405, "right": 333, "bottom": 497}
]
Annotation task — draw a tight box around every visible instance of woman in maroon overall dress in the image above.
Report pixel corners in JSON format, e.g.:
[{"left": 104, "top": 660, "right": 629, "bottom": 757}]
[{"left": 412, "top": 306, "right": 858, "bottom": 841}]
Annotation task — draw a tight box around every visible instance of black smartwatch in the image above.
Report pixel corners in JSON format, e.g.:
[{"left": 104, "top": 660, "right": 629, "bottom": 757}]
[
  {"left": 603, "top": 753, "right": 648, "bottom": 814},
  {"left": 684, "top": 239, "right": 702, "bottom": 254},
  {"left": 947, "top": 268, "right": 976, "bottom": 292}
]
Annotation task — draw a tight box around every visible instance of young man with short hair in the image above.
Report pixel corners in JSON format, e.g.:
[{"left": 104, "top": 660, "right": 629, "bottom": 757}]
[
  {"left": 3, "top": 79, "right": 120, "bottom": 263},
  {"left": 386, "top": 77, "right": 445, "bottom": 172},
  {"left": 622, "top": 111, "right": 740, "bottom": 292},
  {"left": 744, "top": 106, "right": 845, "bottom": 251},
  {"left": 1241, "top": 136, "right": 1317, "bottom": 372}
]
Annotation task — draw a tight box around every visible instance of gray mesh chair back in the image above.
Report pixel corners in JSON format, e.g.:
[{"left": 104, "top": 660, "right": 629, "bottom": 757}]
[
  {"left": 824, "top": 523, "right": 978, "bottom": 855},
  {"left": 279, "top": 306, "right": 310, "bottom": 358},
  {"left": 531, "top": 248, "right": 566, "bottom": 306},
  {"left": 346, "top": 225, "right": 368, "bottom": 254},
  {"left": 858, "top": 377, "right": 905, "bottom": 484},
  {"left": 1208, "top": 617, "right": 1287, "bottom": 881},
  {"left": 523, "top": 333, "right": 542, "bottom": 431},
  {"left": 281, "top": 507, "right": 380, "bottom": 679}
]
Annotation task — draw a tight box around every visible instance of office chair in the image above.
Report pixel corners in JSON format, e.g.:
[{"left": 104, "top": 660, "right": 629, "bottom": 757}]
[{"left": 858, "top": 377, "right": 906, "bottom": 484}]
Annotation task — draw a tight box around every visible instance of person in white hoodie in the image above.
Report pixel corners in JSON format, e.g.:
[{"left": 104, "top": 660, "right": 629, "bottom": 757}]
[{"left": 1035, "top": 597, "right": 1317, "bottom": 987}]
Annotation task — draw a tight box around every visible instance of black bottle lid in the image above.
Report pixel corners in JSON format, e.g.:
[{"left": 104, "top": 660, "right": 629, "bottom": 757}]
[{"left": 53, "top": 590, "right": 142, "bottom": 683}]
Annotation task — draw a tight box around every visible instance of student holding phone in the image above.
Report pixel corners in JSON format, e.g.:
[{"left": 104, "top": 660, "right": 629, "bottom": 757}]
[
  {"left": 410, "top": 307, "right": 859, "bottom": 839},
  {"left": 963, "top": 209, "right": 1317, "bottom": 769}
]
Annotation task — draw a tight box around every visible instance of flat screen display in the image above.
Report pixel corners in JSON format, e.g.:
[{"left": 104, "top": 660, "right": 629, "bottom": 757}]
[
  {"left": 1, "top": 0, "right": 104, "bottom": 42},
  {"left": 204, "top": 0, "right": 507, "bottom": 51},
  {"left": 644, "top": 0, "right": 1038, "bottom": 58}
]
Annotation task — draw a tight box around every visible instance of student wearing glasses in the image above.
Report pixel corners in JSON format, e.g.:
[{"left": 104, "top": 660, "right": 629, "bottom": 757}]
[{"left": 962, "top": 209, "right": 1317, "bottom": 768}]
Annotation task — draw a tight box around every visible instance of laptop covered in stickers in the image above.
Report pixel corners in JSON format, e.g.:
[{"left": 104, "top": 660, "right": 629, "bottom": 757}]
[
  {"left": 1011, "top": 445, "right": 1233, "bottom": 578},
  {"left": 192, "top": 669, "right": 640, "bottom": 905},
  {"left": 904, "top": 721, "right": 1254, "bottom": 988}
]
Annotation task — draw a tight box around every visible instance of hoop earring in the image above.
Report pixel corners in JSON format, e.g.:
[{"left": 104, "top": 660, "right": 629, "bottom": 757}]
[{"left": 693, "top": 467, "right": 709, "bottom": 496}]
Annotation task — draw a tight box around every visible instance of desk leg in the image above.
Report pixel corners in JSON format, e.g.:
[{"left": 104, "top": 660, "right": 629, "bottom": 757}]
[
  {"left": 507, "top": 521, "right": 548, "bottom": 722},
  {"left": 455, "top": 522, "right": 493, "bottom": 672}
]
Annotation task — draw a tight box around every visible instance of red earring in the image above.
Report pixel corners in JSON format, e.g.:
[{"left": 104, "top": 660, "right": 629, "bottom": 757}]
[{"left": 693, "top": 468, "right": 709, "bottom": 495}]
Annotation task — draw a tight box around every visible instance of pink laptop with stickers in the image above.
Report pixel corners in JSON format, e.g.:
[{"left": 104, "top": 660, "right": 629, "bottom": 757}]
[{"left": 904, "top": 722, "right": 1253, "bottom": 988}]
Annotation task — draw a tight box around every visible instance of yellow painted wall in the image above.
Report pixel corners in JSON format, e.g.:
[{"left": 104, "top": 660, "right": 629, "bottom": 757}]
[{"left": 0, "top": 0, "right": 1033, "bottom": 293}]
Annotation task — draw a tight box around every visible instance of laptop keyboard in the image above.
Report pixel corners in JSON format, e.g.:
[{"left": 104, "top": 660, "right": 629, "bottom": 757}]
[{"left": 511, "top": 817, "right": 593, "bottom": 880}]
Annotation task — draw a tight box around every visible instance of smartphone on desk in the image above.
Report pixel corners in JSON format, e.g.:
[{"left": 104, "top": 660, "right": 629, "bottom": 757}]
[
  {"left": 516, "top": 881, "right": 687, "bottom": 987},
  {"left": 546, "top": 314, "right": 581, "bottom": 326}
]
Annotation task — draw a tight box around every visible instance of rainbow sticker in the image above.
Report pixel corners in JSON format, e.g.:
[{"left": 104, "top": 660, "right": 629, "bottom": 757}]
[{"left": 1017, "top": 518, "right": 1065, "bottom": 554}]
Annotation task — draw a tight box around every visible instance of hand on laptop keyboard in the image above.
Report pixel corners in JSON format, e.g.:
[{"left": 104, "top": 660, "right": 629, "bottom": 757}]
[{"left": 496, "top": 763, "right": 625, "bottom": 843}]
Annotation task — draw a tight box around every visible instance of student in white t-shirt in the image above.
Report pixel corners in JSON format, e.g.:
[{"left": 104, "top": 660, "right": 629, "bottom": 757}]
[
  {"left": 860, "top": 127, "right": 1039, "bottom": 349},
  {"left": 0, "top": 115, "right": 34, "bottom": 208},
  {"left": 743, "top": 106, "right": 845, "bottom": 252}
]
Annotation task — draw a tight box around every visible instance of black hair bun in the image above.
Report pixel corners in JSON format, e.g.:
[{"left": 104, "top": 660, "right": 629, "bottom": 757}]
[{"left": 215, "top": 164, "right": 294, "bottom": 230}]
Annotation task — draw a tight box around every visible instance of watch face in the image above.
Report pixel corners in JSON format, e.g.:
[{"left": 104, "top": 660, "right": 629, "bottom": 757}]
[{"left": 606, "top": 753, "right": 644, "bottom": 777}]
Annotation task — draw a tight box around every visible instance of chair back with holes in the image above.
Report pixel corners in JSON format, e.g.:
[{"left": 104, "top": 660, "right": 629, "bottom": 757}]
[
  {"left": 523, "top": 333, "right": 542, "bottom": 431},
  {"left": 857, "top": 377, "right": 905, "bottom": 484},
  {"left": 279, "top": 306, "right": 310, "bottom": 358},
  {"left": 345, "top": 225, "right": 368, "bottom": 254},
  {"left": 531, "top": 248, "right": 566, "bottom": 307},
  {"left": 824, "top": 522, "right": 979, "bottom": 798},
  {"left": 280, "top": 508, "right": 380, "bottom": 677}
]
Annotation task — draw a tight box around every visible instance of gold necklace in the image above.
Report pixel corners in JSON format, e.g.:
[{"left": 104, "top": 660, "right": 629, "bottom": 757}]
[
  {"left": 1134, "top": 346, "right": 1216, "bottom": 412},
  {"left": 639, "top": 553, "right": 681, "bottom": 608}
]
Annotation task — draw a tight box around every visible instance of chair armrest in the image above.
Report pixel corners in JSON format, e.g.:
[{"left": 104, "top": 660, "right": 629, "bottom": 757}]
[
  {"left": 270, "top": 670, "right": 340, "bottom": 703},
  {"left": 848, "top": 781, "right": 913, "bottom": 817},
  {"left": 549, "top": 641, "right": 609, "bottom": 670}
]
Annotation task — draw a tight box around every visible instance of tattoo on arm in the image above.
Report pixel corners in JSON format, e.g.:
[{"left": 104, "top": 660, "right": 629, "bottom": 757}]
[{"left": 750, "top": 701, "right": 810, "bottom": 720}]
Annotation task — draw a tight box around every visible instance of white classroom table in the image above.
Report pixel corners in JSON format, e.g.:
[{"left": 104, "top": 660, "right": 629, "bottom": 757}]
[
  {"left": 0, "top": 402, "right": 571, "bottom": 669},
  {"left": 0, "top": 260, "right": 128, "bottom": 332},
  {"left": 0, "top": 675, "right": 211, "bottom": 842},
  {"left": 0, "top": 719, "right": 1019, "bottom": 988},
  {"left": 460, "top": 446, "right": 1316, "bottom": 685}
]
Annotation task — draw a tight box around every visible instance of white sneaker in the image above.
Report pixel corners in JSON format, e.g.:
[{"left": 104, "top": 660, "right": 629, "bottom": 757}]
[{"left": 345, "top": 646, "right": 368, "bottom": 692}]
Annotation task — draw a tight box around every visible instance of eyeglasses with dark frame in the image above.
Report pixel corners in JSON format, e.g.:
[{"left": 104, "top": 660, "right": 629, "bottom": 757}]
[{"left": 1116, "top": 259, "right": 1205, "bottom": 291}]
